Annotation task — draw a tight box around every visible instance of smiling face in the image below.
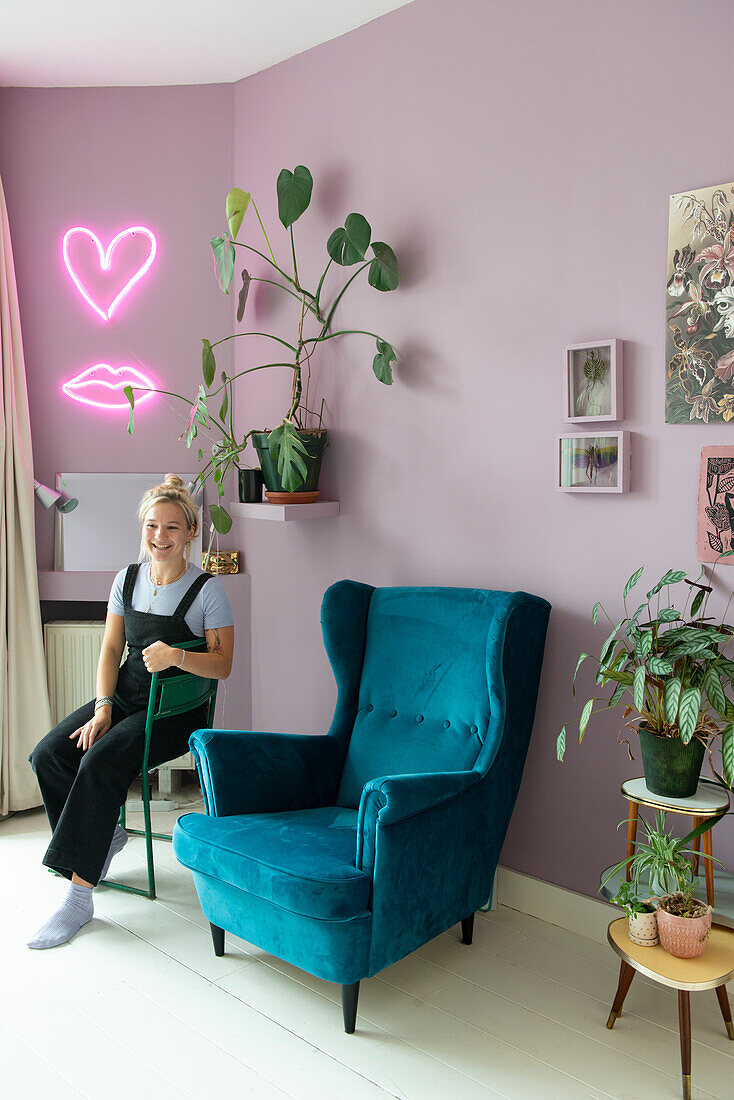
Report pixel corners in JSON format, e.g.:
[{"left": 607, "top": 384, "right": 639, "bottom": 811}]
[{"left": 142, "top": 501, "right": 194, "bottom": 569}]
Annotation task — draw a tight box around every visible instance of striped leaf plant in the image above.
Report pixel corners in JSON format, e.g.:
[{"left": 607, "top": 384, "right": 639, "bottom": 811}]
[{"left": 557, "top": 561, "right": 734, "bottom": 789}]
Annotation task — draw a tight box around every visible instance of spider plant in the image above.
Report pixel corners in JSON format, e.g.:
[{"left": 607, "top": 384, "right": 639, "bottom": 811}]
[{"left": 601, "top": 810, "right": 723, "bottom": 901}]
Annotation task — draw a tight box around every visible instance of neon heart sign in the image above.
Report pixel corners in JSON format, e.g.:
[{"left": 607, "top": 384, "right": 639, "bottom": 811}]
[
  {"left": 62, "top": 226, "right": 157, "bottom": 321},
  {"left": 62, "top": 364, "right": 156, "bottom": 410}
]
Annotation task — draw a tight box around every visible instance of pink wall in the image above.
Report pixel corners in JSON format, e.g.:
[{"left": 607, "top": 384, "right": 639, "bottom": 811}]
[
  {"left": 230, "top": 0, "right": 734, "bottom": 895},
  {"left": 4, "top": 0, "right": 734, "bottom": 899},
  {"left": 0, "top": 85, "right": 234, "bottom": 568}
]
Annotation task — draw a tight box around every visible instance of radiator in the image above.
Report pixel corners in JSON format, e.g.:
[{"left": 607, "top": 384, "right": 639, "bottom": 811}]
[{"left": 44, "top": 621, "right": 106, "bottom": 726}]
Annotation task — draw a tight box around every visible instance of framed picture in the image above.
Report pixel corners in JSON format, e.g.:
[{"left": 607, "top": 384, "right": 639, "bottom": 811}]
[
  {"left": 563, "top": 339, "right": 622, "bottom": 422},
  {"left": 697, "top": 446, "right": 734, "bottom": 562},
  {"left": 666, "top": 183, "right": 734, "bottom": 424},
  {"left": 557, "top": 431, "right": 630, "bottom": 493}
]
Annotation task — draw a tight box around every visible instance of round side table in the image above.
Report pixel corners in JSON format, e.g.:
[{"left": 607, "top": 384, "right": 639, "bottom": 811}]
[
  {"left": 607, "top": 917, "right": 734, "bottom": 1100},
  {"left": 622, "top": 777, "right": 730, "bottom": 905}
]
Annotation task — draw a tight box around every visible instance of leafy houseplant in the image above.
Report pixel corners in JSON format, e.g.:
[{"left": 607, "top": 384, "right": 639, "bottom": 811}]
[
  {"left": 125, "top": 166, "right": 400, "bottom": 532},
  {"left": 557, "top": 564, "right": 734, "bottom": 796},
  {"left": 609, "top": 879, "right": 658, "bottom": 946},
  {"left": 601, "top": 811, "right": 721, "bottom": 957}
]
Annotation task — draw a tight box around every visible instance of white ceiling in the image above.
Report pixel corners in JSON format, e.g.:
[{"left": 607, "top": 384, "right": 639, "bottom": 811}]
[{"left": 0, "top": 0, "right": 415, "bottom": 87}]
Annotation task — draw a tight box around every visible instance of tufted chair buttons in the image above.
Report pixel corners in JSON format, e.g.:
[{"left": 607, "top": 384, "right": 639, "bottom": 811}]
[
  {"left": 443, "top": 720, "right": 451, "bottom": 728},
  {"left": 365, "top": 704, "right": 374, "bottom": 713},
  {"left": 470, "top": 724, "right": 478, "bottom": 734},
  {"left": 416, "top": 714, "right": 424, "bottom": 723},
  {"left": 389, "top": 708, "right": 397, "bottom": 717}
]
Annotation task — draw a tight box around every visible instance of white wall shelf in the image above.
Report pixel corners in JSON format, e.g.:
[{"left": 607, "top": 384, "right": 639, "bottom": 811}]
[{"left": 230, "top": 500, "right": 340, "bottom": 522}]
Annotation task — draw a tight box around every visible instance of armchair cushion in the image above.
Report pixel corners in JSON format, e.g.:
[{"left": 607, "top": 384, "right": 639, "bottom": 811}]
[{"left": 174, "top": 806, "right": 370, "bottom": 921}]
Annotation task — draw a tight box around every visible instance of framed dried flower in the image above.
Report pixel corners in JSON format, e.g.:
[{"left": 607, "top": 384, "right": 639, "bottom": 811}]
[{"left": 563, "top": 339, "right": 622, "bottom": 423}]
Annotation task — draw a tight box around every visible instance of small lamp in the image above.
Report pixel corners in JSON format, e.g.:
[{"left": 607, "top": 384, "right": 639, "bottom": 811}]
[{"left": 33, "top": 479, "right": 78, "bottom": 513}]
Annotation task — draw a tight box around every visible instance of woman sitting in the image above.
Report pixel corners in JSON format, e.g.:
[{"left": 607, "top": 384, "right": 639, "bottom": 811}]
[{"left": 28, "top": 474, "right": 234, "bottom": 949}]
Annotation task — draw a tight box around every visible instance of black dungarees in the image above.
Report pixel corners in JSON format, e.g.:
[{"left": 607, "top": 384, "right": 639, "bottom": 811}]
[{"left": 30, "top": 564, "right": 211, "bottom": 885}]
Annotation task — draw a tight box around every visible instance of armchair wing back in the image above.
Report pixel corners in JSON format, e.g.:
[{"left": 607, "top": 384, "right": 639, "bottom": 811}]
[{"left": 173, "top": 580, "right": 550, "bottom": 1032}]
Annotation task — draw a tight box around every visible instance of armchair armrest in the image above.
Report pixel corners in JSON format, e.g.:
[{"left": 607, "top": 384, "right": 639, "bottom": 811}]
[
  {"left": 190, "top": 728, "right": 342, "bottom": 817},
  {"left": 356, "top": 769, "right": 480, "bottom": 870}
]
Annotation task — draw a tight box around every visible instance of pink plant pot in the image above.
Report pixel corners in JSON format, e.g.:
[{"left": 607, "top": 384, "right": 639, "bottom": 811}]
[{"left": 656, "top": 900, "right": 712, "bottom": 959}]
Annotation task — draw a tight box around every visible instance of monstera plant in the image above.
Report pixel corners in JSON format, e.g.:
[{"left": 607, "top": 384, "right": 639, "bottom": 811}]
[{"left": 124, "top": 165, "right": 401, "bottom": 532}]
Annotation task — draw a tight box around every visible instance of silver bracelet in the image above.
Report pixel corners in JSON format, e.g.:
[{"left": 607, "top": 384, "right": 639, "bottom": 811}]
[
  {"left": 95, "top": 696, "right": 114, "bottom": 711},
  {"left": 177, "top": 649, "right": 186, "bottom": 668}
]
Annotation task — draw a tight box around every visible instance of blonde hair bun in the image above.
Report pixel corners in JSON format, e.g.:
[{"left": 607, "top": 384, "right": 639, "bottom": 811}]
[{"left": 164, "top": 473, "right": 185, "bottom": 490}]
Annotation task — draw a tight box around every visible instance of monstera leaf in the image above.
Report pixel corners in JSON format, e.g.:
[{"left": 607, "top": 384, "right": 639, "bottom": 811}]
[
  {"left": 226, "top": 188, "right": 250, "bottom": 241},
  {"left": 210, "top": 235, "right": 235, "bottom": 294},
  {"left": 327, "top": 213, "right": 371, "bottom": 266},
  {"left": 368, "top": 242, "right": 400, "bottom": 291},
  {"left": 373, "top": 339, "right": 396, "bottom": 385},
  {"left": 209, "top": 504, "right": 232, "bottom": 534},
  {"left": 277, "top": 166, "right": 313, "bottom": 229},
  {"left": 268, "top": 422, "right": 310, "bottom": 492}
]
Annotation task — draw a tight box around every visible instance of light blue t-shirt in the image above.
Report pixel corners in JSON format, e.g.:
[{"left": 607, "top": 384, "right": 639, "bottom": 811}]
[{"left": 108, "top": 563, "right": 234, "bottom": 637}]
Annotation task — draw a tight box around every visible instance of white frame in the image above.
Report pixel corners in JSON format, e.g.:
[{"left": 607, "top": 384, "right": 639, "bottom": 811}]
[
  {"left": 563, "top": 338, "right": 622, "bottom": 423},
  {"left": 557, "top": 430, "right": 630, "bottom": 493}
]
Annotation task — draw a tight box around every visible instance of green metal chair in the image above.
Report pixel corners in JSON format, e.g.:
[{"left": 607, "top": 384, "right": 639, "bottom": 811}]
[{"left": 104, "top": 639, "right": 218, "bottom": 900}]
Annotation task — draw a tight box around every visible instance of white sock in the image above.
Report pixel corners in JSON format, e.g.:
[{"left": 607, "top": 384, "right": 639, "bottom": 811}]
[
  {"left": 100, "top": 824, "right": 128, "bottom": 881},
  {"left": 27, "top": 883, "right": 93, "bottom": 949}
]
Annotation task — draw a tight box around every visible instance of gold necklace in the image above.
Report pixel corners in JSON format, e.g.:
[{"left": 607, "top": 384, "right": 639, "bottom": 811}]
[{"left": 150, "top": 562, "right": 187, "bottom": 595}]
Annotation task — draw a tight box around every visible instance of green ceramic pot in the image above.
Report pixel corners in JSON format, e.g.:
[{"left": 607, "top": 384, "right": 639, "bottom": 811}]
[
  {"left": 252, "top": 428, "right": 328, "bottom": 493},
  {"left": 638, "top": 726, "right": 705, "bottom": 798}
]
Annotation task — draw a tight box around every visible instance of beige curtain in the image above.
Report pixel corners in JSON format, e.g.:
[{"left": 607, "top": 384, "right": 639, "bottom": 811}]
[{"left": 0, "top": 173, "right": 51, "bottom": 814}]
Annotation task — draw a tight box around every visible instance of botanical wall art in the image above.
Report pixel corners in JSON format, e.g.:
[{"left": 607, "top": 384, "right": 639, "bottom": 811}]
[
  {"left": 563, "top": 339, "right": 622, "bottom": 422},
  {"left": 666, "top": 182, "right": 734, "bottom": 423},
  {"left": 696, "top": 445, "right": 734, "bottom": 562},
  {"left": 557, "top": 431, "right": 630, "bottom": 493}
]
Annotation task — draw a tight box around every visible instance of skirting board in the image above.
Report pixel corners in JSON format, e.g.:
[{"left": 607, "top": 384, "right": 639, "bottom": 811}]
[{"left": 495, "top": 865, "right": 617, "bottom": 946}]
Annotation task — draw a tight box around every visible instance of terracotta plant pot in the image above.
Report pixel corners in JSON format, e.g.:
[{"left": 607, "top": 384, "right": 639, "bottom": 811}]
[
  {"left": 628, "top": 907, "right": 658, "bottom": 946},
  {"left": 656, "top": 898, "right": 712, "bottom": 959}
]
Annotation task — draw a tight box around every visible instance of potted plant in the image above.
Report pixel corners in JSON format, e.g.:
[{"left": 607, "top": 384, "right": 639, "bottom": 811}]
[
  {"left": 557, "top": 563, "right": 734, "bottom": 796},
  {"left": 602, "top": 810, "right": 722, "bottom": 958},
  {"left": 124, "top": 166, "right": 400, "bottom": 529},
  {"left": 608, "top": 879, "right": 659, "bottom": 946}
]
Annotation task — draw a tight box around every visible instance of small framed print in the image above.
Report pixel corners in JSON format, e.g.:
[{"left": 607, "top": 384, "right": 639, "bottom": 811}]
[
  {"left": 563, "top": 339, "right": 622, "bottom": 422},
  {"left": 557, "top": 431, "right": 630, "bottom": 493}
]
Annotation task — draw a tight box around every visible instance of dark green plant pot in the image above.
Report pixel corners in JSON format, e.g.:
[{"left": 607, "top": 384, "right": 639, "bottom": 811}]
[
  {"left": 252, "top": 429, "right": 327, "bottom": 493},
  {"left": 638, "top": 726, "right": 705, "bottom": 798},
  {"left": 238, "top": 468, "right": 264, "bottom": 503}
]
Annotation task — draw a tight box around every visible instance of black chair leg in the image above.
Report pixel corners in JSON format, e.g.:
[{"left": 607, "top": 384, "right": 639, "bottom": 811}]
[
  {"left": 210, "top": 923, "right": 225, "bottom": 957},
  {"left": 341, "top": 982, "right": 360, "bottom": 1033},
  {"left": 461, "top": 914, "right": 474, "bottom": 945}
]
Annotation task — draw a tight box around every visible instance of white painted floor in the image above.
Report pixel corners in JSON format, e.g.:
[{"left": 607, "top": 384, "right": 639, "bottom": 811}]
[{"left": 2, "top": 796, "right": 733, "bottom": 1100}]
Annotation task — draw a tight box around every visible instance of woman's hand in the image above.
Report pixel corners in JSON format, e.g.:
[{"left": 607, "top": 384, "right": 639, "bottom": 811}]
[
  {"left": 69, "top": 709, "right": 112, "bottom": 751},
  {"left": 142, "top": 640, "right": 179, "bottom": 674}
]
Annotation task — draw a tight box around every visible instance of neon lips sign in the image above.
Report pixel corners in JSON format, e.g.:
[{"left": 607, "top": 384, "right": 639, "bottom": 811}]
[
  {"left": 62, "top": 226, "right": 157, "bottom": 321},
  {"left": 62, "top": 364, "right": 155, "bottom": 410}
]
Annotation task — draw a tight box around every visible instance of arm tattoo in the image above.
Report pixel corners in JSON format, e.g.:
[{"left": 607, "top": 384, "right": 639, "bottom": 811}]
[{"left": 208, "top": 628, "right": 225, "bottom": 658}]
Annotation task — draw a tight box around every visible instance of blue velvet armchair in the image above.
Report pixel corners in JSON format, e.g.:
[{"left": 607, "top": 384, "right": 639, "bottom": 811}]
[{"left": 173, "top": 581, "right": 550, "bottom": 1031}]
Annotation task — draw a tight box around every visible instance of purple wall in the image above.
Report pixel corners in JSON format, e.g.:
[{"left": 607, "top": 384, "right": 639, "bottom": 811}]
[
  {"left": 0, "top": 84, "right": 234, "bottom": 568},
  {"left": 4, "top": 0, "right": 734, "bottom": 898},
  {"left": 230, "top": 0, "right": 734, "bottom": 895}
]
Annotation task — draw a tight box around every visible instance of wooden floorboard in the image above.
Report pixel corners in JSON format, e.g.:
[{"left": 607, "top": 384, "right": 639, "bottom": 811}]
[{"left": 3, "top": 804, "right": 733, "bottom": 1099}]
